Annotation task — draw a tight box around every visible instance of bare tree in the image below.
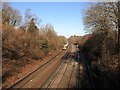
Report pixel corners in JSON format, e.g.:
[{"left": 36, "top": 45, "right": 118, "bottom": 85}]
[
  {"left": 2, "top": 2, "right": 11, "bottom": 24},
  {"left": 9, "top": 8, "right": 22, "bottom": 26},
  {"left": 24, "top": 8, "right": 40, "bottom": 32},
  {"left": 83, "top": 2, "right": 120, "bottom": 88},
  {"left": 1, "top": 2, "right": 22, "bottom": 26}
]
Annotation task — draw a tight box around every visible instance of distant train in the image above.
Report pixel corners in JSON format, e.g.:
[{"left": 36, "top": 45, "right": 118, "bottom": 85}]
[
  {"left": 62, "top": 45, "right": 67, "bottom": 50},
  {"left": 62, "top": 42, "right": 68, "bottom": 50}
]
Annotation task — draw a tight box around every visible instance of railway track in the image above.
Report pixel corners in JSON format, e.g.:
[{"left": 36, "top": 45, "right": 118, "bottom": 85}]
[
  {"left": 41, "top": 50, "right": 71, "bottom": 88},
  {"left": 6, "top": 47, "right": 70, "bottom": 89},
  {"left": 4, "top": 44, "right": 82, "bottom": 89},
  {"left": 40, "top": 46, "right": 71, "bottom": 88},
  {"left": 57, "top": 54, "right": 73, "bottom": 88},
  {"left": 76, "top": 51, "right": 81, "bottom": 89},
  {"left": 45, "top": 54, "right": 72, "bottom": 88},
  {"left": 41, "top": 44, "right": 77, "bottom": 89},
  {"left": 80, "top": 51, "right": 95, "bottom": 89},
  {"left": 41, "top": 46, "right": 72, "bottom": 88}
]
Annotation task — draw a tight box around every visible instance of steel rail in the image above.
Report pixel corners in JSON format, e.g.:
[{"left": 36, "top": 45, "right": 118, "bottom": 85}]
[
  {"left": 76, "top": 51, "right": 81, "bottom": 89},
  {"left": 67, "top": 54, "right": 76, "bottom": 88},
  {"left": 56, "top": 55, "right": 73, "bottom": 88},
  {"left": 6, "top": 50, "right": 63, "bottom": 89},
  {"left": 81, "top": 52, "right": 95, "bottom": 89},
  {"left": 41, "top": 45, "right": 71, "bottom": 89}
]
